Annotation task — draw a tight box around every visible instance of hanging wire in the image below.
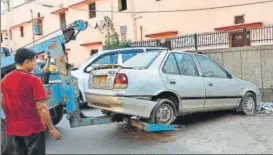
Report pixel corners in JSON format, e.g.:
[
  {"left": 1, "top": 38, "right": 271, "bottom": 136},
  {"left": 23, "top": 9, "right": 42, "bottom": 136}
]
[{"left": 33, "top": 0, "right": 273, "bottom": 13}]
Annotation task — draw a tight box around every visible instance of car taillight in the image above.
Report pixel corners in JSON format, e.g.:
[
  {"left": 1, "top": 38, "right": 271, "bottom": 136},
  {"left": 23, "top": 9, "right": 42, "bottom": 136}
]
[{"left": 114, "top": 73, "right": 128, "bottom": 89}]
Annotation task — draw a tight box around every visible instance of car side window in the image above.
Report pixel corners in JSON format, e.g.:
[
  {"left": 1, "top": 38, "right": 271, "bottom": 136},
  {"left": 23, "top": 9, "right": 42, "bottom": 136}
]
[
  {"left": 92, "top": 53, "right": 118, "bottom": 65},
  {"left": 1, "top": 48, "right": 10, "bottom": 58},
  {"left": 174, "top": 53, "right": 199, "bottom": 76},
  {"left": 121, "top": 49, "right": 143, "bottom": 63},
  {"left": 162, "top": 53, "right": 179, "bottom": 74},
  {"left": 0, "top": 50, "right": 5, "bottom": 58},
  {"left": 195, "top": 54, "right": 228, "bottom": 78},
  {"left": 2, "top": 48, "right": 11, "bottom": 56}
]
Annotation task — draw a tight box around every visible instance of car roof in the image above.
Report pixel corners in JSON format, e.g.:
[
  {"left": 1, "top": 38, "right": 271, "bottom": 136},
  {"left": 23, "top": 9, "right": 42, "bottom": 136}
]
[
  {"left": 90, "top": 47, "right": 167, "bottom": 58},
  {"left": 102, "top": 47, "right": 167, "bottom": 53},
  {"left": 168, "top": 50, "right": 207, "bottom": 56},
  {"left": 79, "top": 47, "right": 167, "bottom": 69}
]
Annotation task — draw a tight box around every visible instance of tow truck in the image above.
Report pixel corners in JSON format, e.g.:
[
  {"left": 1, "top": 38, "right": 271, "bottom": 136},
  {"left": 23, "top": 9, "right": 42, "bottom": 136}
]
[{"left": 1, "top": 20, "right": 181, "bottom": 154}]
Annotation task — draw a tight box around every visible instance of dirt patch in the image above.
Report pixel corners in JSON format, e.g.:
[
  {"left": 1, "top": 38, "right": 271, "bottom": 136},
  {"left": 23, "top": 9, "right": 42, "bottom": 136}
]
[
  {"left": 131, "top": 132, "right": 177, "bottom": 142},
  {"left": 116, "top": 123, "right": 186, "bottom": 143}
]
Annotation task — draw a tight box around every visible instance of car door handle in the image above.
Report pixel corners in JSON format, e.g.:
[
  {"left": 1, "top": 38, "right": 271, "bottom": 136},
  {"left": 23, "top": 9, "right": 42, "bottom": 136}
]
[
  {"left": 208, "top": 83, "right": 213, "bottom": 86},
  {"left": 169, "top": 79, "right": 176, "bottom": 84}
]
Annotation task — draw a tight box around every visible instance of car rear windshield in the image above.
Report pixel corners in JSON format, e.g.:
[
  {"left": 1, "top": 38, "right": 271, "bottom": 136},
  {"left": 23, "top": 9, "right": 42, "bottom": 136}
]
[{"left": 123, "top": 51, "right": 162, "bottom": 69}]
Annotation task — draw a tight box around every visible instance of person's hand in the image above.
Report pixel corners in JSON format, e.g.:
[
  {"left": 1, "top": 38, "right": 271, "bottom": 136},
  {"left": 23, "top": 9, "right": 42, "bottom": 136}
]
[{"left": 49, "top": 128, "right": 61, "bottom": 140}]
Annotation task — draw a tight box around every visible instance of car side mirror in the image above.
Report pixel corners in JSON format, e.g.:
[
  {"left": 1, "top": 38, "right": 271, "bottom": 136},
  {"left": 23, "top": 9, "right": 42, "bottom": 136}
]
[
  {"left": 69, "top": 63, "right": 74, "bottom": 67},
  {"left": 227, "top": 73, "right": 233, "bottom": 79},
  {"left": 85, "top": 66, "right": 93, "bottom": 73}
]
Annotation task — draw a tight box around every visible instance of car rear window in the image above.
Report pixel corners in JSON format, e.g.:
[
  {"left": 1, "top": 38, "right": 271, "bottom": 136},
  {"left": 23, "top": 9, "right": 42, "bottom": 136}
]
[
  {"left": 121, "top": 49, "right": 144, "bottom": 63},
  {"left": 123, "top": 51, "right": 162, "bottom": 69}
]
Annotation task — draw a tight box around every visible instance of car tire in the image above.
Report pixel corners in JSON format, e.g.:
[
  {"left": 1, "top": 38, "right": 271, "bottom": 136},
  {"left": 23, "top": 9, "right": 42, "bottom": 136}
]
[
  {"left": 79, "top": 91, "right": 88, "bottom": 108},
  {"left": 148, "top": 98, "right": 177, "bottom": 125},
  {"left": 240, "top": 92, "right": 256, "bottom": 115},
  {"left": 1, "top": 120, "right": 13, "bottom": 154},
  {"left": 51, "top": 104, "right": 64, "bottom": 126}
]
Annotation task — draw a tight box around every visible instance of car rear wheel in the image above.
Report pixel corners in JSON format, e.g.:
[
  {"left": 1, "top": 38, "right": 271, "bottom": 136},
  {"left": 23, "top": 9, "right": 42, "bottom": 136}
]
[
  {"left": 241, "top": 93, "right": 256, "bottom": 115},
  {"left": 1, "top": 120, "right": 13, "bottom": 154},
  {"left": 148, "top": 99, "right": 177, "bottom": 125}
]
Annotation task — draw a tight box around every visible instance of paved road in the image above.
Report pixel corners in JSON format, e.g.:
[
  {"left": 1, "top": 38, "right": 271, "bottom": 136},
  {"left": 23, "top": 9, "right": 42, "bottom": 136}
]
[{"left": 45, "top": 108, "right": 272, "bottom": 154}]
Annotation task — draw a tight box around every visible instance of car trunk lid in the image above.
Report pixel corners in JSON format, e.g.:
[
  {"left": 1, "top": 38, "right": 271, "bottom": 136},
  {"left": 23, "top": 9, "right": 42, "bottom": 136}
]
[{"left": 90, "top": 64, "right": 131, "bottom": 90}]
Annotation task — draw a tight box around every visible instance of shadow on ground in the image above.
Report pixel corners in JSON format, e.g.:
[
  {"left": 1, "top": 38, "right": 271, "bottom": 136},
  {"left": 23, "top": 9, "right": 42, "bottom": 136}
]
[
  {"left": 113, "top": 110, "right": 240, "bottom": 143},
  {"left": 174, "top": 110, "right": 238, "bottom": 126}
]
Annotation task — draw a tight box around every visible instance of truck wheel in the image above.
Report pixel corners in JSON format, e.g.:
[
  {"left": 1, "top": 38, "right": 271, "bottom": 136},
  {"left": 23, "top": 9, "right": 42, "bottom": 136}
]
[
  {"left": 148, "top": 99, "right": 177, "bottom": 125},
  {"left": 1, "top": 120, "right": 13, "bottom": 154},
  {"left": 51, "top": 104, "right": 64, "bottom": 126},
  {"left": 241, "top": 92, "right": 256, "bottom": 115}
]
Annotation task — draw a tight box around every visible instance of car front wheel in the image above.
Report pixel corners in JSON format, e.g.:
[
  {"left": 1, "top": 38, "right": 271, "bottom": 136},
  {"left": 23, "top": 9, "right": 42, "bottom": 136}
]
[
  {"left": 241, "top": 92, "right": 256, "bottom": 115},
  {"left": 148, "top": 98, "right": 177, "bottom": 125}
]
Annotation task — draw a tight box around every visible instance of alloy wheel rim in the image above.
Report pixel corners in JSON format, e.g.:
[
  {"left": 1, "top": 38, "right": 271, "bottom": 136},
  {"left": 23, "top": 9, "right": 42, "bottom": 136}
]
[
  {"left": 156, "top": 104, "right": 173, "bottom": 124},
  {"left": 244, "top": 97, "right": 255, "bottom": 112}
]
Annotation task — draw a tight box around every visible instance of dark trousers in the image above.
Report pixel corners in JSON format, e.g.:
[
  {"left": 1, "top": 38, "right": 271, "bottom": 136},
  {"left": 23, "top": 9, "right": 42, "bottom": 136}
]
[{"left": 11, "top": 131, "right": 45, "bottom": 155}]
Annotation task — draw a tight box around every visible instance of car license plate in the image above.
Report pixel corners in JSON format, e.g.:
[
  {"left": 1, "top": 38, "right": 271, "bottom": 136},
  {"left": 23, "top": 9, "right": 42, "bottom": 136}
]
[{"left": 93, "top": 75, "right": 108, "bottom": 86}]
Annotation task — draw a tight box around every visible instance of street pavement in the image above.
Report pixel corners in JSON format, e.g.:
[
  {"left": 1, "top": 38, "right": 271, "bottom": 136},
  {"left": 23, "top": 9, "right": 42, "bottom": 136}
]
[{"left": 44, "top": 108, "right": 273, "bottom": 154}]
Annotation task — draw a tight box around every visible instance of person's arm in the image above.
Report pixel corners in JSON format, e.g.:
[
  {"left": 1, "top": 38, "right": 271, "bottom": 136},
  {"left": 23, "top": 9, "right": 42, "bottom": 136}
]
[
  {"left": 36, "top": 99, "right": 55, "bottom": 132},
  {"left": 32, "top": 78, "right": 61, "bottom": 140},
  {"left": 1, "top": 82, "right": 7, "bottom": 113}
]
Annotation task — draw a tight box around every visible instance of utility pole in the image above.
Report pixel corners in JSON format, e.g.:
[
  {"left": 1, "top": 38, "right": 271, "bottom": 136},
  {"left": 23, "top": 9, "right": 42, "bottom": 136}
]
[
  {"left": 133, "top": 16, "right": 143, "bottom": 40},
  {"left": 110, "top": 0, "right": 113, "bottom": 21},
  {"left": 131, "top": 0, "right": 143, "bottom": 40},
  {"left": 30, "top": 9, "right": 35, "bottom": 46},
  {"left": 3, "top": 0, "right": 11, "bottom": 51}
]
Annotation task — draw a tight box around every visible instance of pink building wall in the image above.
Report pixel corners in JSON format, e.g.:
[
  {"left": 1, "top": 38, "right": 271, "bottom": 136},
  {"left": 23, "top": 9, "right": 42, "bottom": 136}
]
[{"left": 1, "top": 0, "right": 273, "bottom": 66}]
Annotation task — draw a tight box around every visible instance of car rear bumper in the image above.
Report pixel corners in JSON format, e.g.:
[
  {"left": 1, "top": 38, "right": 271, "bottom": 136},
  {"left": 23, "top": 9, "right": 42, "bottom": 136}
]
[{"left": 85, "top": 90, "right": 157, "bottom": 118}]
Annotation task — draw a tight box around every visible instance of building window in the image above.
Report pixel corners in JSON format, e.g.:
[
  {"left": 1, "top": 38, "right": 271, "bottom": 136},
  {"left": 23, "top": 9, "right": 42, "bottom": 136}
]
[
  {"left": 37, "top": 12, "right": 41, "bottom": 18},
  {"left": 89, "top": 3, "right": 96, "bottom": 18},
  {"left": 1, "top": 33, "right": 3, "bottom": 43},
  {"left": 230, "top": 30, "right": 250, "bottom": 47},
  {"left": 234, "top": 15, "right": 245, "bottom": 24},
  {"left": 20, "top": 26, "right": 24, "bottom": 37},
  {"left": 60, "top": 13, "right": 66, "bottom": 28},
  {"left": 118, "top": 0, "right": 127, "bottom": 11},
  {"left": 9, "top": 30, "right": 12, "bottom": 40},
  {"left": 90, "top": 49, "right": 98, "bottom": 56},
  {"left": 120, "top": 25, "right": 127, "bottom": 41}
]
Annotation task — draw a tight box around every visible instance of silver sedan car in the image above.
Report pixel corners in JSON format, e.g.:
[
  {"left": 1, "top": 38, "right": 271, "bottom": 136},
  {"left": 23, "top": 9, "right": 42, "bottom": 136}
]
[{"left": 85, "top": 50, "right": 262, "bottom": 125}]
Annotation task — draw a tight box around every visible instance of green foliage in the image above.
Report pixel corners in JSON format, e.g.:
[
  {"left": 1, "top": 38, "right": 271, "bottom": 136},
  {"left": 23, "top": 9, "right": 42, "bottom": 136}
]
[{"left": 98, "top": 16, "right": 131, "bottom": 50}]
